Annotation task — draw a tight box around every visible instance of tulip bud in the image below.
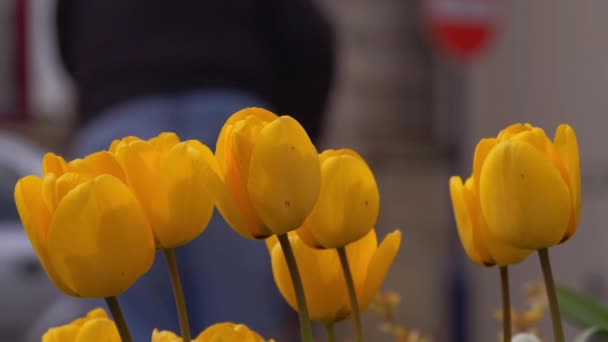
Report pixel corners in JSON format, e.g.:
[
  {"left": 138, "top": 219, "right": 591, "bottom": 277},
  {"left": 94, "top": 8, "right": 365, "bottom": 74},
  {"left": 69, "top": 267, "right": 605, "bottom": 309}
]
[
  {"left": 214, "top": 107, "right": 321, "bottom": 239},
  {"left": 297, "top": 149, "right": 380, "bottom": 249}
]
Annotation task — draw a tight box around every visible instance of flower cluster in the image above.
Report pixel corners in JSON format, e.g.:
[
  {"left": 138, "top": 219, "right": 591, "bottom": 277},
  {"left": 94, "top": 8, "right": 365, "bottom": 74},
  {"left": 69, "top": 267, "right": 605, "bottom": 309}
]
[{"left": 15, "top": 107, "right": 401, "bottom": 341}]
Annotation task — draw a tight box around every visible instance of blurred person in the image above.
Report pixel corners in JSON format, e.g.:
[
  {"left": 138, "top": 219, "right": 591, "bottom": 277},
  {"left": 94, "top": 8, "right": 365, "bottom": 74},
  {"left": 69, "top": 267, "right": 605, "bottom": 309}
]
[{"left": 47, "top": 0, "right": 335, "bottom": 340}]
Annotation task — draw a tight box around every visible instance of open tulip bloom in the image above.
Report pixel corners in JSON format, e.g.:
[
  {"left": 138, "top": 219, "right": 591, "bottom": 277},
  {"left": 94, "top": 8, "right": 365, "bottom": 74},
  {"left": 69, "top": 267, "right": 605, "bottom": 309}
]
[{"left": 449, "top": 123, "right": 580, "bottom": 342}]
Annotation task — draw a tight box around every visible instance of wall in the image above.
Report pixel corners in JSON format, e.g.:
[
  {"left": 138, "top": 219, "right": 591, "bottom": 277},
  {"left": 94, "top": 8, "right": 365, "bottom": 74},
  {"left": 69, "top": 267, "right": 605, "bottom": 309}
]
[{"left": 468, "top": 1, "right": 608, "bottom": 341}]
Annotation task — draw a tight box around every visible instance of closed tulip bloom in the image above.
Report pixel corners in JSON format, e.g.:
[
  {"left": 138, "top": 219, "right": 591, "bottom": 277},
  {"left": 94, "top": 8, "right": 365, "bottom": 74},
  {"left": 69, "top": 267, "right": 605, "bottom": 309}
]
[
  {"left": 297, "top": 149, "right": 379, "bottom": 248},
  {"left": 215, "top": 107, "right": 321, "bottom": 239},
  {"left": 43, "top": 308, "right": 120, "bottom": 342},
  {"left": 267, "top": 229, "right": 401, "bottom": 322},
  {"left": 152, "top": 323, "right": 272, "bottom": 342},
  {"left": 478, "top": 124, "right": 580, "bottom": 250},
  {"left": 111, "top": 133, "right": 221, "bottom": 248},
  {"left": 15, "top": 152, "right": 155, "bottom": 297}
]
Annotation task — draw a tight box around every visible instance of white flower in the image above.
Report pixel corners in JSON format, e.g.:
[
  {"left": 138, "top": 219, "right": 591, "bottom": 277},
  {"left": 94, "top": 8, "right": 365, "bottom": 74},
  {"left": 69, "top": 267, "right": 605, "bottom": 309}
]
[{"left": 512, "top": 333, "right": 542, "bottom": 342}]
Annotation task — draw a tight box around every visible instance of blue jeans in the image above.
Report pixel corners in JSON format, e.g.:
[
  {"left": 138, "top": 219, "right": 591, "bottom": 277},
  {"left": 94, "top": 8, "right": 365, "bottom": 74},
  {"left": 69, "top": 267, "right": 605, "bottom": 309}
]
[{"left": 70, "top": 89, "right": 297, "bottom": 341}]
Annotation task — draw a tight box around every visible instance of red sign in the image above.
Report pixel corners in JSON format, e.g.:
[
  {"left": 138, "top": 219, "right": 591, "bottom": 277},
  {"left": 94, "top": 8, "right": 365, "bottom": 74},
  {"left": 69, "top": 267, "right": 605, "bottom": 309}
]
[{"left": 424, "top": 0, "right": 499, "bottom": 62}]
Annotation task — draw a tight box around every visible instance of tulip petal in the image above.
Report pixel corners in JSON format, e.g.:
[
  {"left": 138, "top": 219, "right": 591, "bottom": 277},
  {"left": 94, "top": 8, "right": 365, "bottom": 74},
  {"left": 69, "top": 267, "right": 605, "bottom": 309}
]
[
  {"left": 196, "top": 322, "right": 266, "bottom": 341},
  {"left": 15, "top": 176, "right": 76, "bottom": 295},
  {"left": 270, "top": 234, "right": 348, "bottom": 321},
  {"left": 509, "top": 129, "right": 570, "bottom": 186},
  {"left": 56, "top": 172, "right": 90, "bottom": 205},
  {"left": 42, "top": 324, "right": 80, "bottom": 342},
  {"left": 479, "top": 140, "right": 571, "bottom": 250},
  {"left": 109, "top": 136, "right": 140, "bottom": 153},
  {"left": 554, "top": 124, "right": 581, "bottom": 240},
  {"left": 301, "top": 154, "right": 379, "bottom": 248},
  {"left": 68, "top": 151, "right": 128, "bottom": 185},
  {"left": 222, "top": 116, "right": 270, "bottom": 237},
  {"left": 42, "top": 153, "right": 68, "bottom": 176},
  {"left": 361, "top": 230, "right": 401, "bottom": 311},
  {"left": 151, "top": 329, "right": 181, "bottom": 342},
  {"left": 473, "top": 138, "right": 497, "bottom": 193},
  {"left": 449, "top": 177, "right": 487, "bottom": 266},
  {"left": 481, "top": 220, "right": 532, "bottom": 266},
  {"left": 296, "top": 224, "right": 322, "bottom": 248},
  {"left": 115, "top": 140, "right": 165, "bottom": 234},
  {"left": 344, "top": 229, "right": 377, "bottom": 301},
  {"left": 248, "top": 116, "right": 321, "bottom": 234},
  {"left": 148, "top": 132, "right": 181, "bottom": 156},
  {"left": 76, "top": 318, "right": 121, "bottom": 342},
  {"left": 48, "top": 175, "right": 155, "bottom": 297},
  {"left": 154, "top": 142, "right": 218, "bottom": 248},
  {"left": 42, "top": 173, "right": 59, "bottom": 213},
  {"left": 497, "top": 123, "right": 533, "bottom": 141},
  {"left": 318, "top": 148, "right": 365, "bottom": 164},
  {"left": 215, "top": 107, "right": 278, "bottom": 174}
]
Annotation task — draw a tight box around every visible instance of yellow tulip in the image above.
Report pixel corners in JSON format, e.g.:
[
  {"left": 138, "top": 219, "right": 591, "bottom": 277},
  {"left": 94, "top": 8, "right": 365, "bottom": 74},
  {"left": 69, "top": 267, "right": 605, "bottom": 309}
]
[
  {"left": 152, "top": 323, "right": 272, "bottom": 342},
  {"left": 215, "top": 107, "right": 321, "bottom": 239},
  {"left": 111, "top": 132, "right": 221, "bottom": 248},
  {"left": 151, "top": 329, "right": 182, "bottom": 342},
  {"left": 297, "top": 149, "right": 379, "bottom": 248},
  {"left": 43, "top": 308, "right": 120, "bottom": 342},
  {"left": 15, "top": 152, "right": 155, "bottom": 297},
  {"left": 477, "top": 123, "right": 580, "bottom": 250},
  {"left": 267, "top": 229, "right": 401, "bottom": 322}
]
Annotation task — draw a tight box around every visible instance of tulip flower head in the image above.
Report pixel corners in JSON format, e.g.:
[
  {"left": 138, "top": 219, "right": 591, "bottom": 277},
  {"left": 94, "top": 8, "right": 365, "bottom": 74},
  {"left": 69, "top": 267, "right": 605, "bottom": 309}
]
[
  {"left": 267, "top": 229, "right": 401, "bottom": 322},
  {"left": 110, "top": 133, "right": 221, "bottom": 248},
  {"left": 297, "top": 148, "right": 380, "bottom": 249},
  {"left": 152, "top": 323, "right": 272, "bottom": 342},
  {"left": 214, "top": 107, "right": 321, "bottom": 239},
  {"left": 477, "top": 124, "right": 580, "bottom": 250},
  {"left": 15, "top": 152, "right": 155, "bottom": 297},
  {"left": 42, "top": 308, "right": 120, "bottom": 342}
]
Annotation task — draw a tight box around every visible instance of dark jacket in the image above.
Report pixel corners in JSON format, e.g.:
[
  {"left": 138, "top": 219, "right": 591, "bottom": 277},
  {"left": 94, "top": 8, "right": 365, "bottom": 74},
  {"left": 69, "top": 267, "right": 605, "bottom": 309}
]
[{"left": 56, "top": 0, "right": 335, "bottom": 140}]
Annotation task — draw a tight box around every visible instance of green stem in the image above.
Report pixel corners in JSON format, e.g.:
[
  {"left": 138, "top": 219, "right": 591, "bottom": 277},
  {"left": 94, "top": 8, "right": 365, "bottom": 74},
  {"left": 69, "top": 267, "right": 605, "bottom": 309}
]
[
  {"left": 277, "top": 233, "right": 313, "bottom": 342},
  {"left": 164, "top": 248, "right": 191, "bottom": 342},
  {"left": 538, "top": 248, "right": 564, "bottom": 342},
  {"left": 499, "top": 266, "right": 511, "bottom": 342},
  {"left": 337, "top": 246, "right": 363, "bottom": 342},
  {"left": 324, "top": 322, "right": 336, "bottom": 342},
  {"left": 105, "top": 296, "right": 132, "bottom": 342}
]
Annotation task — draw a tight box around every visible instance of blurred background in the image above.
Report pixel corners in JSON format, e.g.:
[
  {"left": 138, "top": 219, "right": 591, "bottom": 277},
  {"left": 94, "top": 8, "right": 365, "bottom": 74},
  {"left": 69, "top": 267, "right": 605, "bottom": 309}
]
[{"left": 0, "top": 0, "right": 606, "bottom": 341}]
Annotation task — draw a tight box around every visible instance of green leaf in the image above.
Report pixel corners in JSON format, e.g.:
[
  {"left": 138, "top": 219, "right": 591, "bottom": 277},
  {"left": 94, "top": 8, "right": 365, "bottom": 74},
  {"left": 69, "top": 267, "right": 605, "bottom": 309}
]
[
  {"left": 573, "top": 326, "right": 608, "bottom": 342},
  {"left": 556, "top": 285, "right": 608, "bottom": 330}
]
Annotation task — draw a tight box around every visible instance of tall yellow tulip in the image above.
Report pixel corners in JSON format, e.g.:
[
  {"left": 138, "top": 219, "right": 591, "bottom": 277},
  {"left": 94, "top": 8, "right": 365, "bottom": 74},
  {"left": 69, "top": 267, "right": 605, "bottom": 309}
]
[
  {"left": 297, "top": 149, "right": 379, "bottom": 249},
  {"left": 15, "top": 152, "right": 155, "bottom": 297},
  {"left": 214, "top": 107, "right": 321, "bottom": 239},
  {"left": 42, "top": 308, "right": 120, "bottom": 342},
  {"left": 267, "top": 229, "right": 401, "bottom": 322},
  {"left": 110, "top": 133, "right": 221, "bottom": 248},
  {"left": 478, "top": 124, "right": 580, "bottom": 250},
  {"left": 152, "top": 323, "right": 272, "bottom": 342}
]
